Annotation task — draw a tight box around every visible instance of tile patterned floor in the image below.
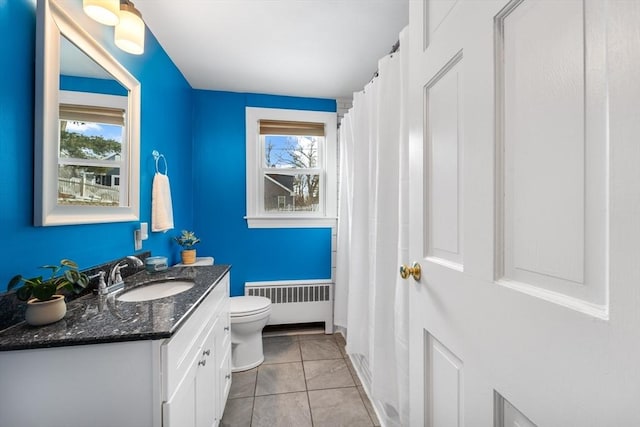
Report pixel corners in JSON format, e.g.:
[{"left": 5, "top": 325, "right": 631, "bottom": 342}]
[{"left": 221, "top": 333, "right": 380, "bottom": 427}]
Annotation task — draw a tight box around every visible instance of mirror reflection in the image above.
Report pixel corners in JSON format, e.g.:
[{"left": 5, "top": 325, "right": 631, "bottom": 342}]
[
  {"left": 35, "top": 0, "right": 140, "bottom": 226},
  {"left": 57, "top": 35, "right": 128, "bottom": 207}
]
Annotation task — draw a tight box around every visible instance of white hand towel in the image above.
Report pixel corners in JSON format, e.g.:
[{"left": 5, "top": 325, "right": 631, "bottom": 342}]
[{"left": 152, "top": 172, "right": 174, "bottom": 232}]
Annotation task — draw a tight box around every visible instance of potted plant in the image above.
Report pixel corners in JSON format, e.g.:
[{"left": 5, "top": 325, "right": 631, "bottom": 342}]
[
  {"left": 174, "top": 230, "right": 201, "bottom": 265},
  {"left": 7, "top": 259, "right": 89, "bottom": 326}
]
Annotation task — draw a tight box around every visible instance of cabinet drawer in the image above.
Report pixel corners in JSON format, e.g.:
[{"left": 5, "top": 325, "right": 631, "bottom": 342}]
[{"left": 163, "top": 273, "right": 229, "bottom": 400}]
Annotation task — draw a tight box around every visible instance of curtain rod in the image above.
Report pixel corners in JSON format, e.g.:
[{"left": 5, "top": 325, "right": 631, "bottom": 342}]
[
  {"left": 370, "top": 39, "right": 401, "bottom": 82},
  {"left": 389, "top": 40, "right": 400, "bottom": 55}
]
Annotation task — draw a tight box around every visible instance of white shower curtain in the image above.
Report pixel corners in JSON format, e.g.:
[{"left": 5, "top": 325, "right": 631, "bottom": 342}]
[{"left": 335, "top": 27, "right": 409, "bottom": 427}]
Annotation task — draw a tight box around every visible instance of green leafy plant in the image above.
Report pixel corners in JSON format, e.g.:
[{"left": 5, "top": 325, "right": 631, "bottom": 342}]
[
  {"left": 173, "top": 230, "right": 201, "bottom": 250},
  {"left": 7, "top": 259, "right": 89, "bottom": 302}
]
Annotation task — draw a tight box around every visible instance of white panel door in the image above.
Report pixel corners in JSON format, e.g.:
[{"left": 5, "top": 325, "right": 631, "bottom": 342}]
[{"left": 407, "top": 0, "right": 640, "bottom": 426}]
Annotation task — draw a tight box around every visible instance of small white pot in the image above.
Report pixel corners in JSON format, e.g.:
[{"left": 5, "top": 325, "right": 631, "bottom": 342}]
[{"left": 25, "top": 295, "right": 67, "bottom": 326}]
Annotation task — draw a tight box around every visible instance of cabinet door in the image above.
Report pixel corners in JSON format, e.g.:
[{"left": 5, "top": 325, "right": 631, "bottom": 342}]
[
  {"left": 196, "top": 320, "right": 217, "bottom": 427},
  {"left": 164, "top": 322, "right": 217, "bottom": 427},
  {"left": 162, "top": 351, "right": 198, "bottom": 427},
  {"left": 215, "top": 300, "right": 231, "bottom": 421},
  {"left": 218, "top": 345, "right": 232, "bottom": 421}
]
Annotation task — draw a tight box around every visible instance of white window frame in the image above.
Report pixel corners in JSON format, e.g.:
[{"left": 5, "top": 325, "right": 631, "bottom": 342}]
[
  {"left": 245, "top": 107, "right": 337, "bottom": 228},
  {"left": 58, "top": 90, "right": 129, "bottom": 205}
]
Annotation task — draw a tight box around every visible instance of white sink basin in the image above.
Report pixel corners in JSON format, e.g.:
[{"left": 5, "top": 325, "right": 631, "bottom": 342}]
[{"left": 117, "top": 280, "right": 195, "bottom": 302}]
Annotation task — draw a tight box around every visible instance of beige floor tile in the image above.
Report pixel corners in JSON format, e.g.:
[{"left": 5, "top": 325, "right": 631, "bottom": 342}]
[
  {"left": 262, "top": 336, "right": 302, "bottom": 364},
  {"left": 308, "top": 387, "right": 373, "bottom": 427},
  {"left": 228, "top": 368, "right": 257, "bottom": 399},
  {"left": 252, "top": 392, "right": 312, "bottom": 427},
  {"left": 298, "top": 333, "right": 336, "bottom": 341},
  {"left": 300, "top": 338, "right": 342, "bottom": 360},
  {"left": 255, "top": 362, "right": 306, "bottom": 395},
  {"left": 304, "top": 359, "right": 355, "bottom": 390},
  {"left": 220, "top": 397, "right": 253, "bottom": 427}
]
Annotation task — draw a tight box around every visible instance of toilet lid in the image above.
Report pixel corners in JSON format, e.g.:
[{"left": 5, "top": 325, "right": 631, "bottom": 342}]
[{"left": 230, "top": 296, "right": 271, "bottom": 317}]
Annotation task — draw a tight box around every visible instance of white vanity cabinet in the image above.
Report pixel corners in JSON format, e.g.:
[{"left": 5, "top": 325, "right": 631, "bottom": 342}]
[
  {"left": 162, "top": 273, "right": 231, "bottom": 427},
  {"left": 0, "top": 270, "right": 231, "bottom": 427},
  {"left": 216, "top": 298, "right": 232, "bottom": 420}
]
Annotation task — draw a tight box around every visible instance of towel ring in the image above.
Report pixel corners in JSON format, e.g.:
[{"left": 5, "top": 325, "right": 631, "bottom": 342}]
[{"left": 152, "top": 150, "right": 168, "bottom": 175}]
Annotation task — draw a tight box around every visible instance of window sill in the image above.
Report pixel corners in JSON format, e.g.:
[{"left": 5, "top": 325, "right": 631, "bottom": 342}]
[{"left": 245, "top": 216, "right": 337, "bottom": 229}]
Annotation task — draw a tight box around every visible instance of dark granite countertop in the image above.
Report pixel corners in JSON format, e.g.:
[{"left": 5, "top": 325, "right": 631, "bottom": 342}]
[{"left": 0, "top": 265, "right": 230, "bottom": 351}]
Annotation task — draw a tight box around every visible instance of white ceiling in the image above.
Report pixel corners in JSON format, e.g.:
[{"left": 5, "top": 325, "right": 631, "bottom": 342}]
[{"left": 134, "top": 0, "right": 409, "bottom": 100}]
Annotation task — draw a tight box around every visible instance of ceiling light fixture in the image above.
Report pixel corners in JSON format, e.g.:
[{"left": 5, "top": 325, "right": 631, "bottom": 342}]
[
  {"left": 83, "top": 0, "right": 145, "bottom": 55},
  {"left": 82, "top": 0, "right": 120, "bottom": 26},
  {"left": 114, "top": 0, "right": 145, "bottom": 55}
]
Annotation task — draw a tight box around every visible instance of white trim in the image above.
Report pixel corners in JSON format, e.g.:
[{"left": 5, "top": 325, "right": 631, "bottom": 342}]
[
  {"left": 245, "top": 107, "right": 337, "bottom": 229},
  {"left": 59, "top": 90, "right": 129, "bottom": 203},
  {"left": 495, "top": 278, "right": 609, "bottom": 320},
  {"left": 425, "top": 256, "right": 464, "bottom": 273},
  {"left": 244, "top": 216, "right": 337, "bottom": 229},
  {"left": 34, "top": 0, "right": 140, "bottom": 226},
  {"left": 245, "top": 278, "right": 333, "bottom": 287}
]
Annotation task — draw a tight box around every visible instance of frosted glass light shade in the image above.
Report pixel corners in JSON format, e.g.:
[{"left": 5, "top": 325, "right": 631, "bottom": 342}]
[
  {"left": 115, "top": 2, "right": 145, "bottom": 55},
  {"left": 83, "top": 0, "right": 120, "bottom": 26}
]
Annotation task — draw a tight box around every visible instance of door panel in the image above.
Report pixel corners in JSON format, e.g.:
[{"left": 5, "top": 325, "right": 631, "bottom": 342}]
[
  {"left": 426, "top": 52, "right": 464, "bottom": 268},
  {"left": 425, "top": 0, "right": 460, "bottom": 48},
  {"left": 495, "top": 393, "right": 536, "bottom": 427},
  {"left": 427, "top": 332, "right": 464, "bottom": 427},
  {"left": 495, "top": 0, "right": 609, "bottom": 316},
  {"left": 408, "top": 0, "right": 640, "bottom": 425}
]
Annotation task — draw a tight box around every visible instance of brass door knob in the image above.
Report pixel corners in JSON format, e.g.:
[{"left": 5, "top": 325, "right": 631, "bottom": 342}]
[{"left": 399, "top": 262, "right": 421, "bottom": 281}]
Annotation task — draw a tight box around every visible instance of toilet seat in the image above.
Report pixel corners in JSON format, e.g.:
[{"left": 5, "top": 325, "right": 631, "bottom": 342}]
[{"left": 230, "top": 296, "right": 271, "bottom": 318}]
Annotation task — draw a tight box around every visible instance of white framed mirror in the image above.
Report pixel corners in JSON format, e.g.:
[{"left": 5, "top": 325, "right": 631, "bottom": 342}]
[{"left": 34, "top": 0, "right": 141, "bottom": 226}]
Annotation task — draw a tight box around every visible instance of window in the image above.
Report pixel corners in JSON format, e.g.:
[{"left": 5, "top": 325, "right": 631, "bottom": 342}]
[
  {"left": 58, "top": 91, "right": 128, "bottom": 207},
  {"left": 246, "top": 107, "right": 337, "bottom": 228}
]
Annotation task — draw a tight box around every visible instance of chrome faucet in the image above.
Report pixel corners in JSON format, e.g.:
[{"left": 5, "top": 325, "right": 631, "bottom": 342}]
[
  {"left": 88, "top": 271, "right": 108, "bottom": 295},
  {"left": 106, "top": 256, "right": 144, "bottom": 294}
]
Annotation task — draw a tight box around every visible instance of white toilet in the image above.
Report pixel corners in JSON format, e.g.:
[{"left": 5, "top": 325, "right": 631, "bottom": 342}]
[{"left": 230, "top": 296, "right": 272, "bottom": 372}]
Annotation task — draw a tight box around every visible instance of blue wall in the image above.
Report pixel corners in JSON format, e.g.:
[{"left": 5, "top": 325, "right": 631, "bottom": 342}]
[
  {"left": 0, "top": 0, "right": 193, "bottom": 290},
  {"left": 192, "top": 91, "right": 335, "bottom": 296},
  {"left": 60, "top": 75, "right": 128, "bottom": 96},
  {"left": 1, "top": 0, "right": 336, "bottom": 297}
]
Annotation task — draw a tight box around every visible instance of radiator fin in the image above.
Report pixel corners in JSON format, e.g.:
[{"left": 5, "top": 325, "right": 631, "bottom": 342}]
[{"left": 247, "top": 284, "right": 332, "bottom": 304}]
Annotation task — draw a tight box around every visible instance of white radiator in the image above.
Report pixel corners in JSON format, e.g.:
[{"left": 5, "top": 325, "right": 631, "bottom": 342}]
[{"left": 244, "top": 279, "right": 334, "bottom": 334}]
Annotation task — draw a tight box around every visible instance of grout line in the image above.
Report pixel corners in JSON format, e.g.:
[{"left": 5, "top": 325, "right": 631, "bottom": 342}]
[
  {"left": 307, "top": 389, "right": 315, "bottom": 427},
  {"left": 301, "top": 339, "right": 309, "bottom": 391},
  {"left": 307, "top": 384, "right": 361, "bottom": 392},
  {"left": 250, "top": 394, "right": 256, "bottom": 426},
  {"left": 262, "top": 359, "right": 303, "bottom": 366},
  {"left": 304, "top": 347, "right": 315, "bottom": 427},
  {"left": 255, "top": 390, "right": 310, "bottom": 397},
  {"left": 250, "top": 368, "right": 258, "bottom": 426},
  {"left": 252, "top": 366, "right": 259, "bottom": 396}
]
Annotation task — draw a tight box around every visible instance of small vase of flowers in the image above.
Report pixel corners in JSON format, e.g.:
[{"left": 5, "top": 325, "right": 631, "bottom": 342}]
[{"left": 174, "top": 230, "right": 201, "bottom": 265}]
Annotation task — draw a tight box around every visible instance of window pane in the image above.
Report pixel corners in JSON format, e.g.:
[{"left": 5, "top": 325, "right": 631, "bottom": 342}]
[
  {"left": 264, "top": 135, "right": 321, "bottom": 168},
  {"left": 264, "top": 173, "right": 320, "bottom": 212},
  {"left": 57, "top": 165, "right": 121, "bottom": 206},
  {"left": 59, "top": 120, "right": 123, "bottom": 161}
]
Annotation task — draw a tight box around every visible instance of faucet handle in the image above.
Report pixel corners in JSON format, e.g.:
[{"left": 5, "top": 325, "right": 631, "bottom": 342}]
[
  {"left": 112, "top": 262, "right": 127, "bottom": 285},
  {"left": 89, "top": 271, "right": 107, "bottom": 295}
]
